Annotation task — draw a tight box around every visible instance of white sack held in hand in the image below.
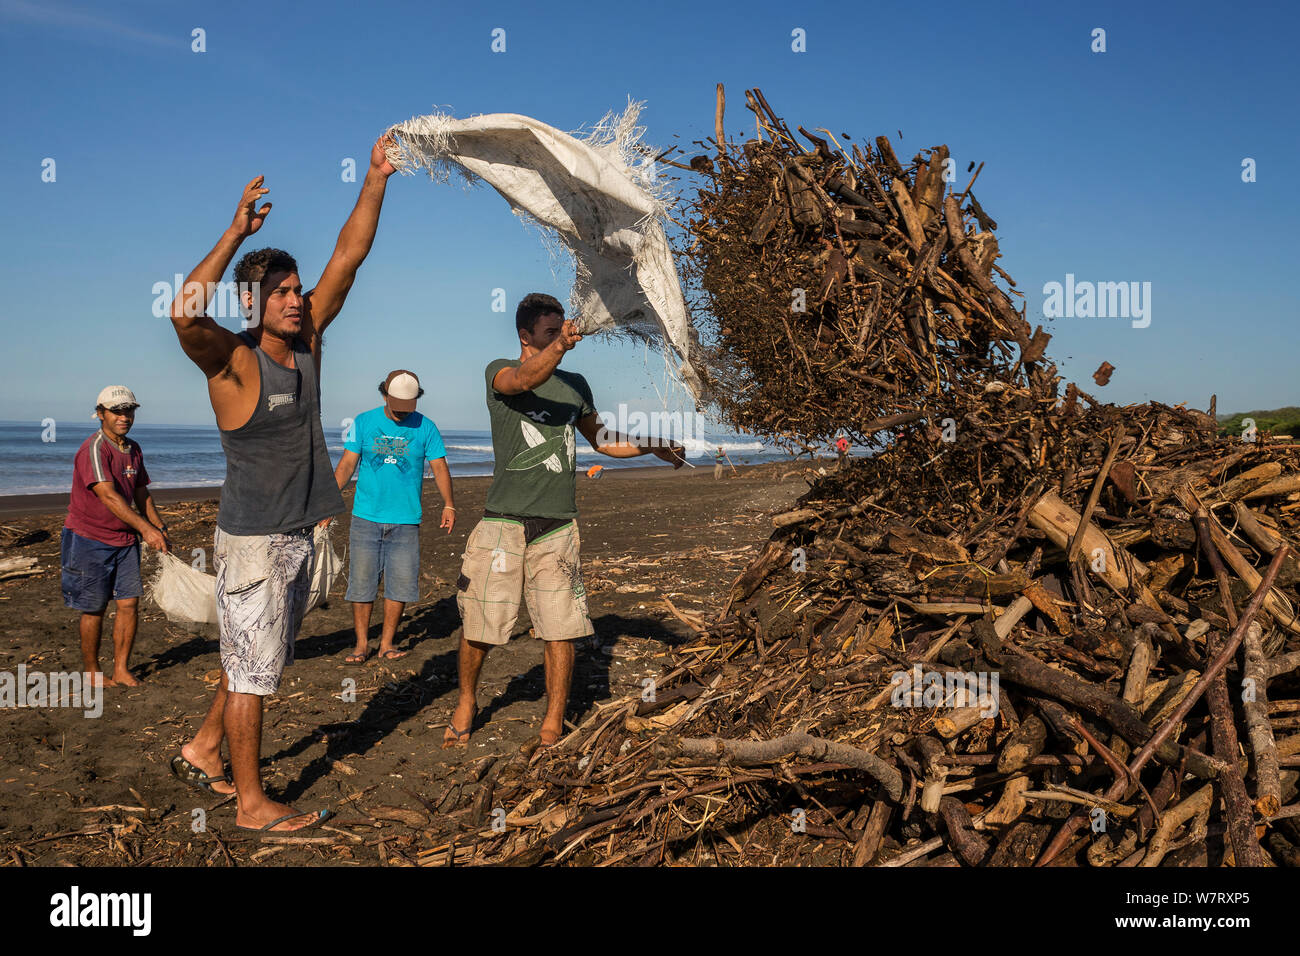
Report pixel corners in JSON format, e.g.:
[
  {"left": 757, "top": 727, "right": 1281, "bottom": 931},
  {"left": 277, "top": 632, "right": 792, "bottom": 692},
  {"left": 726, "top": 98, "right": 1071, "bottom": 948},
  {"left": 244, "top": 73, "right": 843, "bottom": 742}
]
[
  {"left": 304, "top": 523, "right": 340, "bottom": 613},
  {"left": 146, "top": 551, "right": 218, "bottom": 624},
  {"left": 144, "top": 526, "right": 339, "bottom": 624},
  {"left": 387, "top": 102, "right": 706, "bottom": 401}
]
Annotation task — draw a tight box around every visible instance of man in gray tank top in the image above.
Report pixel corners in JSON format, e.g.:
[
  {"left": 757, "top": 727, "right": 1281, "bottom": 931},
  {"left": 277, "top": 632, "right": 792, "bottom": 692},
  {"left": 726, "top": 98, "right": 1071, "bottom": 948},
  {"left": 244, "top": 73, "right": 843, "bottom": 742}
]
[{"left": 164, "top": 136, "right": 396, "bottom": 832}]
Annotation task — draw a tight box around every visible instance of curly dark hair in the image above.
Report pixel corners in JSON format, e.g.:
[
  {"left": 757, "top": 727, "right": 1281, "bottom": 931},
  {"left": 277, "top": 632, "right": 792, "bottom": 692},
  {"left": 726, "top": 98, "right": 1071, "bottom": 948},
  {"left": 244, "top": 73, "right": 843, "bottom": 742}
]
[
  {"left": 515, "top": 292, "right": 565, "bottom": 336},
  {"left": 233, "top": 248, "right": 299, "bottom": 290}
]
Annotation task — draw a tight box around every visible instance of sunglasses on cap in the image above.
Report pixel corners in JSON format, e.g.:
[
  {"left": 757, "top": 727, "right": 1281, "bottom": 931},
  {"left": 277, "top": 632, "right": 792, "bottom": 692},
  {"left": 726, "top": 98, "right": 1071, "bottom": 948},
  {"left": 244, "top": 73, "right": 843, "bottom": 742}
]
[{"left": 103, "top": 405, "right": 138, "bottom": 415}]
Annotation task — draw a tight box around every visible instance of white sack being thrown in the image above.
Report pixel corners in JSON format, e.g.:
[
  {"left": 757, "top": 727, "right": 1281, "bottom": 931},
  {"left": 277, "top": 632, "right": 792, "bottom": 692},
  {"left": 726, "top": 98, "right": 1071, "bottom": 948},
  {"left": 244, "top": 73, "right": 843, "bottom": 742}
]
[{"left": 387, "top": 102, "right": 706, "bottom": 402}]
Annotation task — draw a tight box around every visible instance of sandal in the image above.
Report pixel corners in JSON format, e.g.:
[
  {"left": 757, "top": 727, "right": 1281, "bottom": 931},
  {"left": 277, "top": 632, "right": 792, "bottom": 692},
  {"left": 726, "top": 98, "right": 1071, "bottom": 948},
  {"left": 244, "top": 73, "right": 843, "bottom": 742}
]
[
  {"left": 170, "top": 754, "right": 233, "bottom": 794},
  {"left": 442, "top": 705, "right": 477, "bottom": 749},
  {"left": 235, "top": 808, "right": 333, "bottom": 834},
  {"left": 343, "top": 650, "right": 370, "bottom": 665}
]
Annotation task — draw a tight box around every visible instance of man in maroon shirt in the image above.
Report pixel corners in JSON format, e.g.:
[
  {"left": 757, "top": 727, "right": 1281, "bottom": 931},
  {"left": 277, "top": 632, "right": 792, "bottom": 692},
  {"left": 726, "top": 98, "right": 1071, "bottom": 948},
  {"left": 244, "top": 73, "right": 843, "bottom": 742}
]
[{"left": 62, "top": 386, "right": 170, "bottom": 687}]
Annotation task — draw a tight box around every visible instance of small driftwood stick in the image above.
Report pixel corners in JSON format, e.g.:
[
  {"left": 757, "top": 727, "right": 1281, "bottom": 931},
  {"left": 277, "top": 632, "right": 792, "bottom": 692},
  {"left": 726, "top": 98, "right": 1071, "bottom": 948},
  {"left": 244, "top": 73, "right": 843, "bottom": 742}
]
[
  {"left": 1140, "top": 784, "right": 1214, "bottom": 868},
  {"left": 1193, "top": 506, "right": 1239, "bottom": 627},
  {"left": 1066, "top": 426, "right": 1125, "bottom": 564},
  {"left": 878, "top": 836, "right": 944, "bottom": 867}
]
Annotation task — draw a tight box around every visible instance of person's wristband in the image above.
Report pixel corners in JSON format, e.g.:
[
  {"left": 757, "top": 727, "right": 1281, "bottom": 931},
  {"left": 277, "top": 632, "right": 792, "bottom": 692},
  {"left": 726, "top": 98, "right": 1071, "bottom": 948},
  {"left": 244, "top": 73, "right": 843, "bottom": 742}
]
[{"left": 444, "top": 506, "right": 455, "bottom": 511}]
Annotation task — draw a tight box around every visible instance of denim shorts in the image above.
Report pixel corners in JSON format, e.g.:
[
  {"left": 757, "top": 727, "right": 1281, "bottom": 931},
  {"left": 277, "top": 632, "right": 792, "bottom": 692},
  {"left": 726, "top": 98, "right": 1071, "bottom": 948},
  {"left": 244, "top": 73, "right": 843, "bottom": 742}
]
[
  {"left": 60, "top": 527, "right": 142, "bottom": 611},
  {"left": 345, "top": 515, "right": 420, "bottom": 603}
]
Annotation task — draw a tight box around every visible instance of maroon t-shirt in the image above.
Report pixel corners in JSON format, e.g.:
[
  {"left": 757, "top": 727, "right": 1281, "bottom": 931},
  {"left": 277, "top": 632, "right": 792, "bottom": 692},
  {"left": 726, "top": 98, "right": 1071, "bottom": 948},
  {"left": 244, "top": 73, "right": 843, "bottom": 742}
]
[{"left": 64, "top": 431, "right": 151, "bottom": 547}]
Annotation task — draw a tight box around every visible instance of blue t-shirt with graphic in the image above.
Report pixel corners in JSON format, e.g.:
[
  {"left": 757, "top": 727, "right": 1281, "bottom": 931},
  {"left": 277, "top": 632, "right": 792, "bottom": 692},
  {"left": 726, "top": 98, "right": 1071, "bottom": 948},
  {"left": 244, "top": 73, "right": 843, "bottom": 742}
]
[{"left": 344, "top": 407, "right": 446, "bottom": 525}]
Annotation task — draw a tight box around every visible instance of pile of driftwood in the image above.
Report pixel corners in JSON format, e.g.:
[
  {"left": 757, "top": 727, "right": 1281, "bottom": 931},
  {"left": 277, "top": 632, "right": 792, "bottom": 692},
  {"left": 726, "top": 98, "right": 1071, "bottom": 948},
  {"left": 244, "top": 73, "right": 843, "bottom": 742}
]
[
  {"left": 400, "top": 90, "right": 1300, "bottom": 867},
  {"left": 419, "top": 419, "right": 1300, "bottom": 867}
]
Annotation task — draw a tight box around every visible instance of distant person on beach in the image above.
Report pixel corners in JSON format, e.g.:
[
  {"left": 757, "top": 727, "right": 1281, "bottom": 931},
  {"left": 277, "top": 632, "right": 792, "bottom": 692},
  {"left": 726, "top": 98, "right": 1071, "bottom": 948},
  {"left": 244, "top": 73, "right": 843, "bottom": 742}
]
[
  {"left": 835, "top": 435, "right": 850, "bottom": 470},
  {"left": 714, "top": 446, "right": 725, "bottom": 480},
  {"left": 325, "top": 369, "right": 455, "bottom": 664},
  {"left": 165, "top": 136, "right": 396, "bottom": 832},
  {"left": 61, "top": 385, "right": 170, "bottom": 688},
  {"left": 446, "top": 293, "right": 686, "bottom": 749}
]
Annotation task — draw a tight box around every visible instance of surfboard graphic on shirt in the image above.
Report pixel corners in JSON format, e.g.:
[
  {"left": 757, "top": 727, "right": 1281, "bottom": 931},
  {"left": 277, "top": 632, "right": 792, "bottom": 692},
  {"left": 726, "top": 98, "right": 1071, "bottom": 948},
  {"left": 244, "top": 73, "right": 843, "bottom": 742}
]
[{"left": 507, "top": 420, "right": 572, "bottom": 473}]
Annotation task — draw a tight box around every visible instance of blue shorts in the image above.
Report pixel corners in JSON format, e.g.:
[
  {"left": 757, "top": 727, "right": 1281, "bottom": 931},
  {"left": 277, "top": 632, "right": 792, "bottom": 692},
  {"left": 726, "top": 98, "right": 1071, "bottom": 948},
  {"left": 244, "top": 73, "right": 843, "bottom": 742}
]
[
  {"left": 61, "top": 527, "right": 142, "bottom": 612},
  {"left": 345, "top": 515, "right": 420, "bottom": 604}
]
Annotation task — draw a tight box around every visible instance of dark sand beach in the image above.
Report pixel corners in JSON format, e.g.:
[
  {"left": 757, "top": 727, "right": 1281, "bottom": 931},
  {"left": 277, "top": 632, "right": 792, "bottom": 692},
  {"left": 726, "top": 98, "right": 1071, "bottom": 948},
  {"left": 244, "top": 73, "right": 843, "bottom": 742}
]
[{"left": 0, "top": 462, "right": 804, "bottom": 864}]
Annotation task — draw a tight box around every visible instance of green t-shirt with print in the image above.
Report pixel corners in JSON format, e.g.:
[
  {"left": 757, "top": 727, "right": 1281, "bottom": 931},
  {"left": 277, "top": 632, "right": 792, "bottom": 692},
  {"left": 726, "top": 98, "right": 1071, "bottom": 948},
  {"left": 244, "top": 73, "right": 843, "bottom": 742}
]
[{"left": 484, "top": 358, "right": 596, "bottom": 519}]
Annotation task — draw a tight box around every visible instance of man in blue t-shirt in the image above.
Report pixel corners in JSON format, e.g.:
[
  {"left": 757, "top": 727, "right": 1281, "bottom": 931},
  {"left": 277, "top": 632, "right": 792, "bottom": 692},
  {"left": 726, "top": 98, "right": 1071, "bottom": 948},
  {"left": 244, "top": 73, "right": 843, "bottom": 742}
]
[{"left": 326, "top": 369, "right": 454, "bottom": 662}]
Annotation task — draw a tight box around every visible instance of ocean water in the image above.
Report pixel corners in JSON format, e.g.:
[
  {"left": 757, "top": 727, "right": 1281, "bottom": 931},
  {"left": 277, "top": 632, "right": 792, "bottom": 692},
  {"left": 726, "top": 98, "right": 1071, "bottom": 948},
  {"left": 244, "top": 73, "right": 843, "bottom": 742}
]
[{"left": 0, "top": 419, "right": 792, "bottom": 497}]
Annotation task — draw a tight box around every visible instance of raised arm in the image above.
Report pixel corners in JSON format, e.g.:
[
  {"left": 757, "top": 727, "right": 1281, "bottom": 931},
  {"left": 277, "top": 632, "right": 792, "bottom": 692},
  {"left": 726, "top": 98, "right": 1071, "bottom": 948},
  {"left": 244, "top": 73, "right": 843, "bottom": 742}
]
[
  {"left": 492, "top": 321, "right": 583, "bottom": 395},
  {"left": 304, "top": 136, "right": 397, "bottom": 354},
  {"left": 169, "top": 176, "right": 270, "bottom": 378}
]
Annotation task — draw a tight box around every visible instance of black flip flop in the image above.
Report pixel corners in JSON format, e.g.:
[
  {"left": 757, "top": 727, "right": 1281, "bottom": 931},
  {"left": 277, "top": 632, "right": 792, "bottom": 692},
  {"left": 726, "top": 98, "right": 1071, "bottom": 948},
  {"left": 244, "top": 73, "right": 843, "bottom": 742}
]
[
  {"left": 235, "top": 808, "right": 333, "bottom": 834},
  {"left": 170, "top": 754, "right": 233, "bottom": 794},
  {"left": 442, "top": 705, "right": 478, "bottom": 749}
]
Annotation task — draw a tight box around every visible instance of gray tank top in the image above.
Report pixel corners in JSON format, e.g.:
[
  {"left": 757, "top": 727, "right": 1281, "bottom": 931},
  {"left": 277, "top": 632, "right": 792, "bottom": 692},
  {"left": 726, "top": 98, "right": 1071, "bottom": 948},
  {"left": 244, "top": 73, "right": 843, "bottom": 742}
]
[{"left": 216, "top": 332, "right": 344, "bottom": 535}]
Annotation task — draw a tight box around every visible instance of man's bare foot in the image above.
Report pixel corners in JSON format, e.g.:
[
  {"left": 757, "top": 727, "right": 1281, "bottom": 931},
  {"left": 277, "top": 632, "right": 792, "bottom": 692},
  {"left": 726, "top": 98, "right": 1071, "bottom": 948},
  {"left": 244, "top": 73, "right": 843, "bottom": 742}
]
[
  {"left": 179, "top": 742, "right": 236, "bottom": 796},
  {"left": 443, "top": 698, "right": 476, "bottom": 748},
  {"left": 343, "top": 646, "right": 369, "bottom": 665},
  {"left": 539, "top": 718, "right": 563, "bottom": 748},
  {"left": 235, "top": 800, "right": 326, "bottom": 832},
  {"left": 86, "top": 670, "right": 118, "bottom": 689},
  {"left": 376, "top": 646, "right": 407, "bottom": 660},
  {"left": 112, "top": 668, "right": 143, "bottom": 687}
]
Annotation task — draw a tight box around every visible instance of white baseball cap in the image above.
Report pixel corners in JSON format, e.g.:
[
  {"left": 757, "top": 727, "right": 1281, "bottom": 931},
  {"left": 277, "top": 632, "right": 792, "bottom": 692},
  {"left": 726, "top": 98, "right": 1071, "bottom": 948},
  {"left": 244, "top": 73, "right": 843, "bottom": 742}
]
[
  {"left": 383, "top": 370, "right": 421, "bottom": 413},
  {"left": 96, "top": 385, "right": 139, "bottom": 409}
]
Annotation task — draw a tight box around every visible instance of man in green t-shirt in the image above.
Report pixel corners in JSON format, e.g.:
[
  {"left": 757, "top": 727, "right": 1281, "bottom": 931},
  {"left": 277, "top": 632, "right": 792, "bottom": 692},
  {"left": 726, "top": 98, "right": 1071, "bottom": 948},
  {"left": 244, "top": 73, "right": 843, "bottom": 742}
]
[{"left": 447, "top": 292, "right": 685, "bottom": 749}]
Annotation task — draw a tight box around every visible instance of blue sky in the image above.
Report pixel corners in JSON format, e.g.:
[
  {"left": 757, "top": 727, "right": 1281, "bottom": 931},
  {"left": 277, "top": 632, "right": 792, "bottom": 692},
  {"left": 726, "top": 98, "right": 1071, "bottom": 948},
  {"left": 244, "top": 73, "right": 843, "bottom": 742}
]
[{"left": 1, "top": 0, "right": 1295, "bottom": 432}]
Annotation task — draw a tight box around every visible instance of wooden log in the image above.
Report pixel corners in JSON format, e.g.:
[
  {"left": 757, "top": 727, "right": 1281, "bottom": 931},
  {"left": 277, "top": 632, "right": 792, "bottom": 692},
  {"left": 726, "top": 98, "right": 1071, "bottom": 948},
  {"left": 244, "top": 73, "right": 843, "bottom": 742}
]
[
  {"left": 1232, "top": 502, "right": 1286, "bottom": 554},
  {"left": 852, "top": 798, "right": 892, "bottom": 866},
  {"left": 1210, "top": 462, "right": 1283, "bottom": 502},
  {"left": 1206, "top": 630, "right": 1266, "bottom": 865},
  {"left": 891, "top": 178, "right": 926, "bottom": 248},
  {"left": 675, "top": 733, "right": 903, "bottom": 801},
  {"left": 938, "top": 796, "right": 990, "bottom": 866},
  {"left": 1241, "top": 474, "right": 1300, "bottom": 500},
  {"left": 997, "top": 714, "right": 1047, "bottom": 773},
  {"left": 933, "top": 706, "right": 988, "bottom": 739},
  {"left": 878, "top": 836, "right": 944, "bottom": 867},
  {"left": 1243, "top": 622, "right": 1282, "bottom": 817},
  {"left": 914, "top": 146, "right": 948, "bottom": 228},
  {"left": 714, "top": 83, "right": 726, "bottom": 153},
  {"left": 1029, "top": 490, "right": 1172, "bottom": 626},
  {"left": 988, "top": 820, "right": 1053, "bottom": 866},
  {"left": 982, "top": 774, "right": 1030, "bottom": 826}
]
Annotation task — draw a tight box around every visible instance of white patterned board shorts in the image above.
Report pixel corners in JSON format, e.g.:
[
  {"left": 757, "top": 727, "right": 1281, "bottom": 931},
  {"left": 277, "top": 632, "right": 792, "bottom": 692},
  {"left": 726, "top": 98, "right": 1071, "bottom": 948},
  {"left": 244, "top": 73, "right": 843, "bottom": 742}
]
[
  {"left": 456, "top": 518, "right": 594, "bottom": 646},
  {"left": 214, "top": 526, "right": 314, "bottom": 696}
]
